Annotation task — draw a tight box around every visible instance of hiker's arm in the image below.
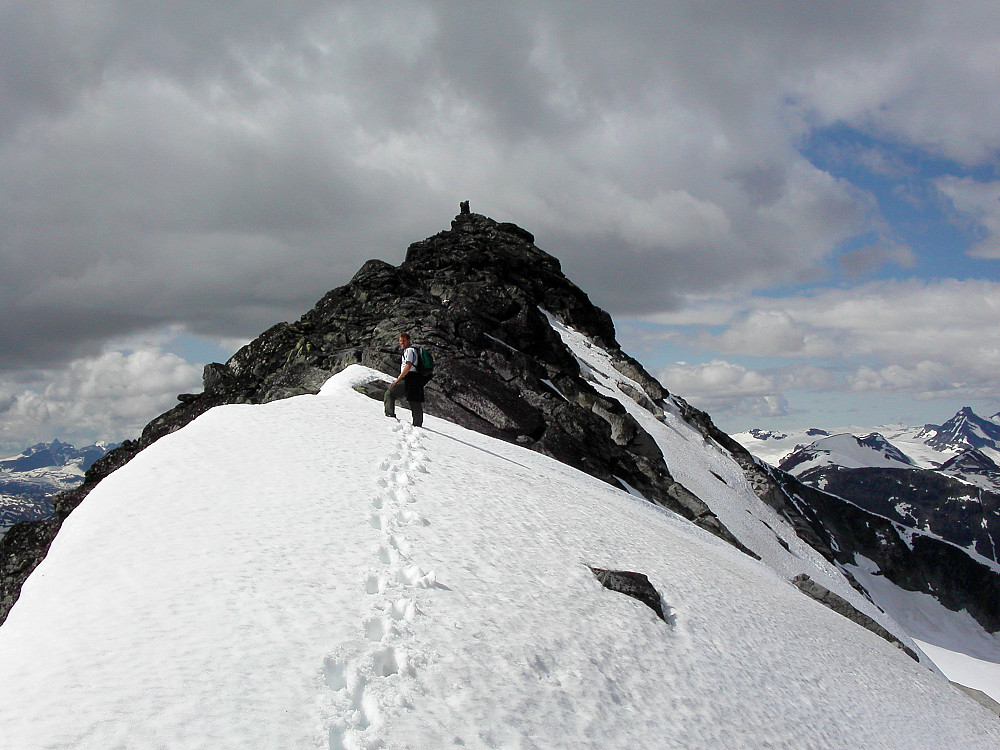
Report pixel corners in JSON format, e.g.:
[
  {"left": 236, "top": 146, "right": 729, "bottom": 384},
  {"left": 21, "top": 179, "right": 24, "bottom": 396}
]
[{"left": 392, "top": 361, "right": 413, "bottom": 386}]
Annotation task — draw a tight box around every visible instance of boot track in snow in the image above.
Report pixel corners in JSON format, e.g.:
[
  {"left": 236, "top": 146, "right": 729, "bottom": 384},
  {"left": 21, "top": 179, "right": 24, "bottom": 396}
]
[{"left": 321, "top": 420, "right": 434, "bottom": 749}]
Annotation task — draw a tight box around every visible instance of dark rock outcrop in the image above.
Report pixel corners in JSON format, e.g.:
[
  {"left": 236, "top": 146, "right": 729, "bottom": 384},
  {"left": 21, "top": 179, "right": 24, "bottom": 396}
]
[
  {"left": 795, "top": 464, "right": 1000, "bottom": 565},
  {"left": 590, "top": 567, "right": 669, "bottom": 623}
]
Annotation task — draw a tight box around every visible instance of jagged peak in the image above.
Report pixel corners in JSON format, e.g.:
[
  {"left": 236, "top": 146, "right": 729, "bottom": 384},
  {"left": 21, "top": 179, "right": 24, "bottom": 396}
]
[{"left": 403, "top": 210, "right": 555, "bottom": 279}]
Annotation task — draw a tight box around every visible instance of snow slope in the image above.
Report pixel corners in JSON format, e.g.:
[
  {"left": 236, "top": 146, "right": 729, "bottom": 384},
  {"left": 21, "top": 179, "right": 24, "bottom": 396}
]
[
  {"left": 541, "top": 312, "right": 892, "bottom": 609},
  {"left": 778, "top": 432, "right": 918, "bottom": 475},
  {"left": 879, "top": 424, "right": 962, "bottom": 468},
  {"left": 1, "top": 366, "right": 998, "bottom": 749},
  {"left": 844, "top": 554, "right": 1000, "bottom": 702}
]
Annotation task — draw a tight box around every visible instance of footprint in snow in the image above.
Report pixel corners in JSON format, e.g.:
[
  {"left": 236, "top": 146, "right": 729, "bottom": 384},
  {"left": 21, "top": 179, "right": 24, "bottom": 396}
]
[
  {"left": 322, "top": 649, "right": 389, "bottom": 748},
  {"left": 372, "top": 646, "right": 401, "bottom": 677},
  {"left": 365, "top": 573, "right": 387, "bottom": 596},
  {"left": 389, "top": 534, "right": 410, "bottom": 555},
  {"left": 323, "top": 655, "right": 350, "bottom": 692},
  {"left": 326, "top": 411, "right": 434, "bottom": 749},
  {"left": 364, "top": 616, "right": 391, "bottom": 642},
  {"left": 389, "top": 597, "right": 416, "bottom": 622},
  {"left": 397, "top": 564, "right": 436, "bottom": 588}
]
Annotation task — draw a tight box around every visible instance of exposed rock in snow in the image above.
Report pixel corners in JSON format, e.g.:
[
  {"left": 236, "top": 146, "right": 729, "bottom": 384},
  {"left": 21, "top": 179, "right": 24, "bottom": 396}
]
[{"left": 589, "top": 567, "right": 669, "bottom": 622}]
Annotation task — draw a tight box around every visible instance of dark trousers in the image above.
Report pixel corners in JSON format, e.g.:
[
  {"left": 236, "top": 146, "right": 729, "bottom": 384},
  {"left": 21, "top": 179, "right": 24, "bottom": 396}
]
[{"left": 384, "top": 378, "right": 424, "bottom": 427}]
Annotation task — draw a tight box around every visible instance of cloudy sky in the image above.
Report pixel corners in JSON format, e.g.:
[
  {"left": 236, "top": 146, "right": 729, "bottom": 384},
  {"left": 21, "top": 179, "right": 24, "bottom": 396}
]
[{"left": 1, "top": 1, "right": 999, "bottom": 451}]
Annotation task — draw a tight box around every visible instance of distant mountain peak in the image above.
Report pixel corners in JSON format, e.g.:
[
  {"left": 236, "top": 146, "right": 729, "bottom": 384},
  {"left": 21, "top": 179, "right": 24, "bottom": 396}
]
[
  {"left": 778, "top": 431, "right": 917, "bottom": 474},
  {"left": 939, "top": 448, "right": 1000, "bottom": 476},
  {"left": 923, "top": 407, "right": 1000, "bottom": 453}
]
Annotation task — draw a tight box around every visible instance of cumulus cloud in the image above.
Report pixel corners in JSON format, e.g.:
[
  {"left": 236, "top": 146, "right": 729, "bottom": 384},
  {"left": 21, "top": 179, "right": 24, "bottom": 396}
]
[
  {"left": 8, "top": 1, "right": 999, "bottom": 373},
  {"left": 936, "top": 177, "right": 1000, "bottom": 259},
  {"left": 838, "top": 243, "right": 916, "bottom": 279},
  {"left": 656, "top": 358, "right": 844, "bottom": 421},
  {"left": 657, "top": 360, "right": 788, "bottom": 421},
  {"left": 659, "top": 360, "right": 778, "bottom": 400},
  {"left": 848, "top": 362, "right": 952, "bottom": 395},
  {"left": 1, "top": 1, "right": 999, "bottom": 440},
  {"left": 646, "top": 279, "right": 1000, "bottom": 407},
  {"left": 792, "top": 3, "right": 1000, "bottom": 165},
  {"left": 0, "top": 347, "right": 202, "bottom": 451}
]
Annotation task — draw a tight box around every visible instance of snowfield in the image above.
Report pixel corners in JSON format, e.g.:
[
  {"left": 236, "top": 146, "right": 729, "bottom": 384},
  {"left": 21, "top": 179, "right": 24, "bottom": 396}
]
[{"left": 1, "top": 366, "right": 999, "bottom": 749}]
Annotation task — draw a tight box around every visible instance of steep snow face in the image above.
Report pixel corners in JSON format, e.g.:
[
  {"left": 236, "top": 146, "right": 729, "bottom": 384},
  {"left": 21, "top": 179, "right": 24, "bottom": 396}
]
[
  {"left": 779, "top": 433, "right": 918, "bottom": 475},
  {"left": 844, "top": 554, "right": 1000, "bottom": 701},
  {"left": 541, "top": 312, "right": 891, "bottom": 608},
  {"left": 1, "top": 366, "right": 998, "bottom": 749}
]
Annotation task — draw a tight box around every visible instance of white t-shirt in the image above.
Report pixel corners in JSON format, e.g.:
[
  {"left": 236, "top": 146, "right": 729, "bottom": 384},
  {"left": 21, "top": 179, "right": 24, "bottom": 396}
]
[{"left": 401, "top": 346, "right": 418, "bottom": 374}]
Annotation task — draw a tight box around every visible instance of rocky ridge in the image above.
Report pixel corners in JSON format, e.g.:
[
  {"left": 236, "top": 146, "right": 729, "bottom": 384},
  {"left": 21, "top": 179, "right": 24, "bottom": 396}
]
[{"left": 2, "top": 209, "right": 833, "bottom": 624}]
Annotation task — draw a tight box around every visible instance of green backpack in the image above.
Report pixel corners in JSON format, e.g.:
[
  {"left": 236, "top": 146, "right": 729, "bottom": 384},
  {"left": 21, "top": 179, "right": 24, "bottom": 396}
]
[{"left": 416, "top": 347, "right": 434, "bottom": 379}]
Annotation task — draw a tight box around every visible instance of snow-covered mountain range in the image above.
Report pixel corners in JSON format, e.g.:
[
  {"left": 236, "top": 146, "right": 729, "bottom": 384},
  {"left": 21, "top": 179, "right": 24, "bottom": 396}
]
[
  {"left": 0, "top": 440, "right": 116, "bottom": 539},
  {"left": 734, "top": 409, "right": 1000, "bottom": 551},
  {"left": 2, "top": 210, "right": 999, "bottom": 747},
  {"left": 735, "top": 407, "right": 1000, "bottom": 477},
  {"left": 736, "top": 407, "right": 1000, "bottom": 682}
]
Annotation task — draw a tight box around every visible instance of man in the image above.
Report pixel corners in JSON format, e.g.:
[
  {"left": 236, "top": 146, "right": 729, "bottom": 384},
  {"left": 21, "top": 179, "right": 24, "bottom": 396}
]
[{"left": 384, "top": 333, "right": 425, "bottom": 427}]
